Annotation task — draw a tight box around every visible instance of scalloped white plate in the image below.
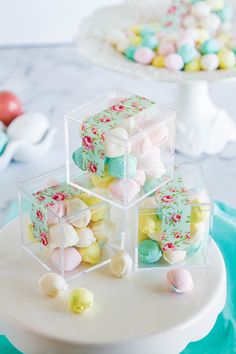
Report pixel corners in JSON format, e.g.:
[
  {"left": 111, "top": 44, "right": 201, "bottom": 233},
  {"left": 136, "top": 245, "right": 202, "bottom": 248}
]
[{"left": 76, "top": 0, "right": 236, "bottom": 83}]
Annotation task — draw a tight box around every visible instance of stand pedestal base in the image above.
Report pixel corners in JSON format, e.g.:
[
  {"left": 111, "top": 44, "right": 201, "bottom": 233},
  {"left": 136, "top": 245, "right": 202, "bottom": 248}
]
[{"left": 175, "top": 81, "right": 236, "bottom": 156}]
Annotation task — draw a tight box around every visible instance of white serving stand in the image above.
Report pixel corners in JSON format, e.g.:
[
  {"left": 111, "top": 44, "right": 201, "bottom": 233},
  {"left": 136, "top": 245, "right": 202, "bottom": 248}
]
[
  {"left": 76, "top": 0, "right": 236, "bottom": 156},
  {"left": 0, "top": 219, "right": 226, "bottom": 354}
]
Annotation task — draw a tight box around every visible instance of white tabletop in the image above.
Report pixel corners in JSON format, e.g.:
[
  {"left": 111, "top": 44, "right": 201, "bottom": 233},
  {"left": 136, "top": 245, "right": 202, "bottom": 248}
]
[
  {"left": 0, "top": 218, "right": 226, "bottom": 354},
  {"left": 0, "top": 46, "right": 236, "bottom": 227}
]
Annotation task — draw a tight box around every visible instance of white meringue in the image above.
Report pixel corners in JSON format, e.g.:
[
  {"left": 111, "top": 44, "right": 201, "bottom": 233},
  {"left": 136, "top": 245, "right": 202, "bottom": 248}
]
[
  {"left": 75, "top": 227, "right": 96, "bottom": 247},
  {"left": 104, "top": 126, "right": 130, "bottom": 158},
  {"left": 163, "top": 250, "right": 187, "bottom": 265},
  {"left": 65, "top": 199, "right": 91, "bottom": 228},
  {"left": 110, "top": 251, "right": 132, "bottom": 278},
  {"left": 38, "top": 272, "right": 68, "bottom": 297},
  {"left": 48, "top": 223, "right": 79, "bottom": 249},
  {"left": 90, "top": 219, "right": 115, "bottom": 247}
]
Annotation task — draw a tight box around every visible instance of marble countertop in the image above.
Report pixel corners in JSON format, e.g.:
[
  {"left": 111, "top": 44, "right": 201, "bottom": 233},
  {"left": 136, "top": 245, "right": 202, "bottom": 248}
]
[{"left": 0, "top": 45, "right": 236, "bottom": 226}]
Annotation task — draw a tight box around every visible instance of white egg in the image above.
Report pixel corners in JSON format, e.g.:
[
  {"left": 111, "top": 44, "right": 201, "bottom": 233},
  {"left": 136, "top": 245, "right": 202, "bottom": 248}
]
[
  {"left": 200, "top": 13, "right": 221, "bottom": 35},
  {"left": 65, "top": 199, "right": 91, "bottom": 228},
  {"left": 75, "top": 227, "right": 96, "bottom": 247},
  {"left": 7, "top": 112, "right": 49, "bottom": 144},
  {"left": 191, "top": 2, "right": 211, "bottom": 18},
  {"left": 201, "top": 53, "right": 219, "bottom": 71},
  {"left": 163, "top": 250, "right": 187, "bottom": 265},
  {"left": 110, "top": 250, "right": 132, "bottom": 278},
  {"left": 38, "top": 272, "right": 68, "bottom": 297},
  {"left": 105, "top": 126, "right": 130, "bottom": 158},
  {"left": 48, "top": 223, "right": 79, "bottom": 249}
]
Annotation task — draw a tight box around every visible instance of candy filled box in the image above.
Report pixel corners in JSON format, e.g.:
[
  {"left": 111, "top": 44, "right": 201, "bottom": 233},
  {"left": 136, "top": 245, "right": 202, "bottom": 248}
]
[
  {"left": 135, "top": 164, "right": 212, "bottom": 270},
  {"left": 19, "top": 167, "right": 123, "bottom": 280},
  {"left": 65, "top": 89, "right": 176, "bottom": 209}
]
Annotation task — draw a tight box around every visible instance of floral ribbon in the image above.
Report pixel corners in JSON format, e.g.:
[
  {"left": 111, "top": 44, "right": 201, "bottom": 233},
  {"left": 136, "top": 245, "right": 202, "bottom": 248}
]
[
  {"left": 31, "top": 183, "right": 80, "bottom": 246},
  {"left": 81, "top": 95, "right": 155, "bottom": 177},
  {"left": 156, "top": 175, "right": 191, "bottom": 252},
  {"left": 160, "top": 0, "right": 191, "bottom": 32}
]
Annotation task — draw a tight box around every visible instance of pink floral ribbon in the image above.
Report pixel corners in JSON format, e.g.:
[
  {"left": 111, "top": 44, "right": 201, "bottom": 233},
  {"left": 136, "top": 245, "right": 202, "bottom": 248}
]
[
  {"left": 80, "top": 95, "right": 155, "bottom": 177},
  {"left": 156, "top": 175, "right": 191, "bottom": 252},
  {"left": 31, "top": 183, "right": 80, "bottom": 246}
]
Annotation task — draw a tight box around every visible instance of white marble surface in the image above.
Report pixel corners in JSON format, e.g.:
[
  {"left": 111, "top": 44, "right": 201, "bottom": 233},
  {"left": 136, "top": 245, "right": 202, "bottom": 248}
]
[{"left": 0, "top": 45, "right": 236, "bottom": 226}]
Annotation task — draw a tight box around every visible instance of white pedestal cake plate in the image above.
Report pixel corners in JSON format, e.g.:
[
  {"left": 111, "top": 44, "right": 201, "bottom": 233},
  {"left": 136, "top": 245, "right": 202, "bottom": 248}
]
[
  {"left": 0, "top": 219, "right": 226, "bottom": 354},
  {"left": 76, "top": 0, "right": 236, "bottom": 156}
]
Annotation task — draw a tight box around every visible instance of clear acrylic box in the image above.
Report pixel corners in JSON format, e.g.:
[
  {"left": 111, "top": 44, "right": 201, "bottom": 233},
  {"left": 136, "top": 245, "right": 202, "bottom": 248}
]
[
  {"left": 135, "top": 164, "right": 212, "bottom": 271},
  {"left": 19, "top": 167, "right": 123, "bottom": 280},
  {"left": 65, "top": 89, "right": 176, "bottom": 209}
]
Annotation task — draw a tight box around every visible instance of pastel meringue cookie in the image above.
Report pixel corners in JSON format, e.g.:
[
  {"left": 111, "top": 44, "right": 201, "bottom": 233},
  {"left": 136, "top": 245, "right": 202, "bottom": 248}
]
[
  {"left": 50, "top": 247, "right": 82, "bottom": 272},
  {"left": 107, "top": 154, "right": 137, "bottom": 179},
  {"left": 139, "top": 213, "right": 161, "bottom": 236},
  {"left": 47, "top": 202, "right": 65, "bottom": 225},
  {"left": 139, "top": 239, "right": 162, "bottom": 264},
  {"left": 78, "top": 242, "right": 101, "bottom": 265},
  {"left": 65, "top": 199, "right": 91, "bottom": 228},
  {"left": 91, "top": 165, "right": 115, "bottom": 189},
  {"left": 167, "top": 269, "right": 193, "bottom": 293},
  {"left": 110, "top": 251, "right": 132, "bottom": 278},
  {"left": 200, "top": 53, "right": 219, "bottom": 71},
  {"left": 164, "top": 53, "right": 184, "bottom": 71},
  {"left": 133, "top": 169, "right": 146, "bottom": 186},
  {"left": 108, "top": 178, "right": 140, "bottom": 203},
  {"left": 72, "top": 147, "right": 86, "bottom": 171},
  {"left": 75, "top": 227, "right": 96, "bottom": 247},
  {"left": 7, "top": 112, "right": 49, "bottom": 144},
  {"left": 79, "top": 194, "right": 109, "bottom": 222},
  {"left": 148, "top": 124, "right": 169, "bottom": 145},
  {"left": 38, "top": 272, "right": 68, "bottom": 297},
  {"left": 69, "top": 288, "right": 94, "bottom": 314},
  {"left": 163, "top": 250, "right": 187, "bottom": 265},
  {"left": 104, "top": 126, "right": 129, "bottom": 158},
  {"left": 132, "top": 132, "right": 152, "bottom": 159},
  {"left": 48, "top": 223, "right": 79, "bottom": 249},
  {"left": 134, "top": 47, "right": 155, "bottom": 64},
  {"left": 90, "top": 219, "right": 115, "bottom": 247},
  {"left": 137, "top": 145, "right": 160, "bottom": 171},
  {"left": 191, "top": 1, "right": 211, "bottom": 18}
]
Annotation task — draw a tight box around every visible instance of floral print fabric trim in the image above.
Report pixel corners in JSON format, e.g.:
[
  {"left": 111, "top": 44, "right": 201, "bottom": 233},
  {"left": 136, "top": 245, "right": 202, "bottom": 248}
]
[
  {"left": 81, "top": 95, "right": 155, "bottom": 177},
  {"left": 31, "top": 183, "right": 80, "bottom": 246},
  {"left": 157, "top": 175, "right": 191, "bottom": 252}
]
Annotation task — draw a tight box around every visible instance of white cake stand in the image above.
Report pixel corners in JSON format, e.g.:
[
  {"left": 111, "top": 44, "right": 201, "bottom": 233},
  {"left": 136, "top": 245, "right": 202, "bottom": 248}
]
[
  {"left": 0, "top": 219, "right": 226, "bottom": 354},
  {"left": 76, "top": 0, "right": 236, "bottom": 156}
]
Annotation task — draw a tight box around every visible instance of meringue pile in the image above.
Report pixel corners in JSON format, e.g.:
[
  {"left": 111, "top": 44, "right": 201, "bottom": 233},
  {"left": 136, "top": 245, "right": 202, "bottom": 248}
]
[
  {"left": 109, "top": 0, "right": 236, "bottom": 72},
  {"left": 29, "top": 191, "right": 115, "bottom": 273}
]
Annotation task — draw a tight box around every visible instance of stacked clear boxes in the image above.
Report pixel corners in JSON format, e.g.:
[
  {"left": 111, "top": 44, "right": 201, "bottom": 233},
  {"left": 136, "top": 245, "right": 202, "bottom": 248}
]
[
  {"left": 19, "top": 167, "right": 123, "bottom": 280},
  {"left": 135, "top": 164, "right": 212, "bottom": 271},
  {"left": 65, "top": 89, "right": 176, "bottom": 209}
]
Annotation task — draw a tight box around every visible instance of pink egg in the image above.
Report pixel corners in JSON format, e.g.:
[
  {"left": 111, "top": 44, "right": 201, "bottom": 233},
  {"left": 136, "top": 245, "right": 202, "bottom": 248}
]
[
  {"left": 158, "top": 42, "right": 176, "bottom": 56},
  {"left": 133, "top": 169, "right": 146, "bottom": 186},
  {"left": 134, "top": 47, "right": 155, "bottom": 64},
  {"left": 148, "top": 124, "right": 169, "bottom": 145},
  {"left": 50, "top": 247, "right": 82, "bottom": 272},
  {"left": 47, "top": 202, "right": 65, "bottom": 225},
  {"left": 164, "top": 54, "right": 184, "bottom": 71},
  {"left": 167, "top": 268, "right": 193, "bottom": 293},
  {"left": 109, "top": 179, "right": 140, "bottom": 203}
]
